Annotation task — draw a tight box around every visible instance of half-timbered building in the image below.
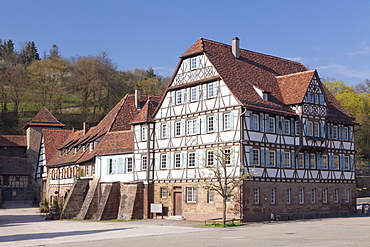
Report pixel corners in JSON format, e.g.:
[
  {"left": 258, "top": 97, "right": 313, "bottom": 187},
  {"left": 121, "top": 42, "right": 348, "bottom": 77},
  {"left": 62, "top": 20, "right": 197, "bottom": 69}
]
[{"left": 143, "top": 37, "right": 357, "bottom": 221}]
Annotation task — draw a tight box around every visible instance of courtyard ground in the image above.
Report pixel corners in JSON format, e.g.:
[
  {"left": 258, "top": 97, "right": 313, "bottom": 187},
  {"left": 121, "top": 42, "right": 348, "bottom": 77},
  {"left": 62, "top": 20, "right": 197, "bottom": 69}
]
[{"left": 0, "top": 200, "right": 370, "bottom": 247}]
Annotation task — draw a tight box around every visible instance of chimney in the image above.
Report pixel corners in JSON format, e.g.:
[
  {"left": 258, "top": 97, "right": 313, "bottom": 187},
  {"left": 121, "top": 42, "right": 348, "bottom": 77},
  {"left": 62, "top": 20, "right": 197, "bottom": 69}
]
[
  {"left": 83, "top": 122, "right": 89, "bottom": 135},
  {"left": 232, "top": 37, "right": 240, "bottom": 59},
  {"left": 135, "top": 89, "right": 141, "bottom": 109}
]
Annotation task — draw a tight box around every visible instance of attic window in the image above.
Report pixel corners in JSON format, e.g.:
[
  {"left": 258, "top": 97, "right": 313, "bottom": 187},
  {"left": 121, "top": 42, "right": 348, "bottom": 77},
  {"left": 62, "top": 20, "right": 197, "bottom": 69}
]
[
  {"left": 263, "top": 93, "right": 268, "bottom": 101},
  {"left": 190, "top": 56, "right": 200, "bottom": 70}
]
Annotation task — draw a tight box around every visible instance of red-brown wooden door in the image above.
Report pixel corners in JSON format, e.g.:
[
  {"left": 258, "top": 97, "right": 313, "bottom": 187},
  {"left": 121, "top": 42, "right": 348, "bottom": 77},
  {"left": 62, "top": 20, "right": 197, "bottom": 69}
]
[{"left": 174, "top": 192, "right": 182, "bottom": 216}]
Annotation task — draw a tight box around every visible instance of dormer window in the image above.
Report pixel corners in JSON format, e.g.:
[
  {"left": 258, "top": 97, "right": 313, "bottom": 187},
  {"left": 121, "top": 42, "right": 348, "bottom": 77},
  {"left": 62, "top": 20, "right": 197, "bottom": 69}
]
[{"left": 263, "top": 92, "right": 268, "bottom": 101}]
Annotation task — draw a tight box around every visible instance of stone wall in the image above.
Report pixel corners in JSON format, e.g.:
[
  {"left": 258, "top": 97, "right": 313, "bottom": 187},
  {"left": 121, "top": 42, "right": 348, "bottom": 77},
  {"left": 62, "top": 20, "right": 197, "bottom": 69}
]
[
  {"left": 243, "top": 180, "right": 357, "bottom": 221},
  {"left": 117, "top": 182, "right": 144, "bottom": 220},
  {"left": 153, "top": 181, "right": 240, "bottom": 221},
  {"left": 61, "top": 179, "right": 90, "bottom": 219}
]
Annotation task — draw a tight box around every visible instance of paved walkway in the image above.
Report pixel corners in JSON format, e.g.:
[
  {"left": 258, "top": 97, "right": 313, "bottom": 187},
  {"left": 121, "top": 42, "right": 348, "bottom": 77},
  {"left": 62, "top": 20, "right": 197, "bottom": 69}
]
[{"left": 1, "top": 200, "right": 370, "bottom": 246}]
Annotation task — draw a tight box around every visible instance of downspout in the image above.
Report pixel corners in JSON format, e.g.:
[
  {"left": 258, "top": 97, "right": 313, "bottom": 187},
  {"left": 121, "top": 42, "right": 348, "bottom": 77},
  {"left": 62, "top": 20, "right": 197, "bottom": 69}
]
[{"left": 239, "top": 106, "right": 247, "bottom": 220}]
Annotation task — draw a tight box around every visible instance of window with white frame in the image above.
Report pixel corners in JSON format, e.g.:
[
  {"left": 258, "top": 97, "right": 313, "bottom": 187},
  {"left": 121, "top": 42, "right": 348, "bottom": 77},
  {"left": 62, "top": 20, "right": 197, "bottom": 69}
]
[
  {"left": 269, "top": 117, "right": 275, "bottom": 133},
  {"left": 141, "top": 126, "right": 147, "bottom": 141},
  {"left": 253, "top": 149, "right": 260, "bottom": 166},
  {"left": 186, "top": 187, "right": 196, "bottom": 203},
  {"left": 345, "top": 156, "right": 349, "bottom": 170},
  {"left": 207, "top": 116, "right": 214, "bottom": 133},
  {"left": 298, "top": 153, "right": 304, "bottom": 168},
  {"left": 191, "top": 87, "right": 197, "bottom": 102},
  {"left": 188, "top": 152, "right": 196, "bottom": 168},
  {"left": 323, "top": 155, "right": 328, "bottom": 169},
  {"left": 161, "top": 154, "right": 167, "bottom": 169},
  {"left": 295, "top": 121, "right": 300, "bottom": 135},
  {"left": 187, "top": 119, "right": 197, "bottom": 135},
  {"left": 323, "top": 188, "right": 328, "bottom": 203},
  {"left": 190, "top": 57, "right": 198, "bottom": 70},
  {"left": 345, "top": 188, "right": 350, "bottom": 202},
  {"left": 334, "top": 155, "right": 339, "bottom": 169},
  {"left": 161, "top": 187, "right": 168, "bottom": 198},
  {"left": 344, "top": 127, "right": 349, "bottom": 140},
  {"left": 271, "top": 188, "right": 276, "bottom": 204},
  {"left": 284, "top": 119, "right": 290, "bottom": 135},
  {"left": 254, "top": 187, "right": 260, "bottom": 204},
  {"left": 175, "top": 153, "right": 181, "bottom": 168},
  {"left": 285, "top": 152, "right": 291, "bottom": 168},
  {"left": 208, "top": 83, "right": 215, "bottom": 98},
  {"left": 299, "top": 188, "right": 304, "bottom": 204},
  {"left": 207, "top": 151, "right": 214, "bottom": 166},
  {"left": 176, "top": 90, "right": 183, "bottom": 104},
  {"left": 224, "top": 113, "right": 231, "bottom": 130},
  {"left": 310, "top": 154, "right": 316, "bottom": 169},
  {"left": 224, "top": 149, "right": 231, "bottom": 165},
  {"left": 286, "top": 188, "right": 291, "bottom": 204},
  {"left": 311, "top": 189, "right": 316, "bottom": 203},
  {"left": 334, "top": 188, "right": 339, "bottom": 203},
  {"left": 314, "top": 122, "right": 319, "bottom": 137},
  {"left": 333, "top": 126, "right": 338, "bottom": 139},
  {"left": 161, "top": 124, "right": 167, "bottom": 139},
  {"left": 253, "top": 114, "right": 259, "bottom": 130},
  {"left": 270, "top": 151, "right": 276, "bottom": 167},
  {"left": 309, "top": 121, "right": 313, "bottom": 136},
  {"left": 126, "top": 157, "right": 133, "bottom": 172},
  {"left": 175, "top": 122, "right": 181, "bottom": 136},
  {"left": 208, "top": 190, "right": 214, "bottom": 203},
  {"left": 142, "top": 156, "right": 147, "bottom": 170}
]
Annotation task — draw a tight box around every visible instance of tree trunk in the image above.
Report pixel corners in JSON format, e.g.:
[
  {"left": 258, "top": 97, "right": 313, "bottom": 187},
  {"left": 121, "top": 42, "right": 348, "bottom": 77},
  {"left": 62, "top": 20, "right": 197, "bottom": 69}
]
[{"left": 222, "top": 196, "right": 227, "bottom": 227}]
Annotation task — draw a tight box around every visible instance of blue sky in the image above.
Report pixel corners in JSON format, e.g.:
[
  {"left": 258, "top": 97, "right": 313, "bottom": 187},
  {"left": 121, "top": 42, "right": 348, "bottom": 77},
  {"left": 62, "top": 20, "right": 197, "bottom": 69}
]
[{"left": 1, "top": 0, "right": 370, "bottom": 85}]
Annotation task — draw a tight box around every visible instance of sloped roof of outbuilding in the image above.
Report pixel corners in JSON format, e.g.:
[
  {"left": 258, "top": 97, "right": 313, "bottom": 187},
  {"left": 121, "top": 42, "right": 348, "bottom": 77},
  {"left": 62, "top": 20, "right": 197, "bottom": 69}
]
[
  {"left": 0, "top": 135, "right": 26, "bottom": 147},
  {"left": 24, "top": 107, "right": 65, "bottom": 129}
]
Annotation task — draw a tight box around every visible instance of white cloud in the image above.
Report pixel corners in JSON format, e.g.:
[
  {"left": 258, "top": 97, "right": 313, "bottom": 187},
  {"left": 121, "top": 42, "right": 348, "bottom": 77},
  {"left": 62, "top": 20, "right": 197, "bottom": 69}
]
[
  {"left": 317, "top": 64, "right": 370, "bottom": 79},
  {"left": 284, "top": 57, "right": 303, "bottom": 62},
  {"left": 346, "top": 41, "right": 370, "bottom": 56}
]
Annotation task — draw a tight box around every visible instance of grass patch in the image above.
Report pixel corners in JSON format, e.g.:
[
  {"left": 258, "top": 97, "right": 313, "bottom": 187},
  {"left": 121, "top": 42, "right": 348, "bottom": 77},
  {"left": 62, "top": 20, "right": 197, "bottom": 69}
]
[{"left": 205, "top": 222, "right": 243, "bottom": 227}]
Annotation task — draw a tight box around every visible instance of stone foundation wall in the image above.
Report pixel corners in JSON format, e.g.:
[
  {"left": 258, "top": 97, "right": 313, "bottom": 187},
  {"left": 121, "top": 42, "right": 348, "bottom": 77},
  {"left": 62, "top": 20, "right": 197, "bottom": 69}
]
[
  {"left": 243, "top": 180, "right": 357, "bottom": 221},
  {"left": 153, "top": 181, "right": 240, "bottom": 221}
]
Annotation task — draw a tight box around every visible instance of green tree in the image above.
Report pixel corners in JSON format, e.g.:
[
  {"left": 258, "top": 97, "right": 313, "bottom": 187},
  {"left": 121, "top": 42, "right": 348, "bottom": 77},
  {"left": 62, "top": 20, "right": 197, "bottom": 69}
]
[
  {"left": 27, "top": 57, "right": 70, "bottom": 112},
  {"left": 19, "top": 41, "right": 40, "bottom": 66}
]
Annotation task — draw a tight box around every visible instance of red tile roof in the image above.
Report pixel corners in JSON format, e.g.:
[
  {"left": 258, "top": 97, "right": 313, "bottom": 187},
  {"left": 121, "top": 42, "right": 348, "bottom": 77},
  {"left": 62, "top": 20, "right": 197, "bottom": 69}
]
[
  {"left": 0, "top": 135, "right": 26, "bottom": 147},
  {"left": 24, "top": 107, "right": 65, "bottom": 129},
  {"left": 42, "top": 129, "right": 72, "bottom": 164},
  {"left": 276, "top": 70, "right": 315, "bottom": 105},
  {"left": 175, "top": 38, "right": 356, "bottom": 123},
  {"left": 0, "top": 157, "right": 29, "bottom": 175},
  {"left": 48, "top": 94, "right": 161, "bottom": 166},
  {"left": 93, "top": 131, "right": 134, "bottom": 155}
]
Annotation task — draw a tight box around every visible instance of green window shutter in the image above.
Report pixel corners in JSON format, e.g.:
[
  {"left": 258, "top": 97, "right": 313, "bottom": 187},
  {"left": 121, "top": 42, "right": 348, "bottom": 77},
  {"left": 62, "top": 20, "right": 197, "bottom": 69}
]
[
  {"left": 259, "top": 114, "right": 263, "bottom": 132},
  {"left": 316, "top": 153, "right": 322, "bottom": 169},
  {"left": 276, "top": 149, "right": 281, "bottom": 167},
  {"left": 249, "top": 148, "right": 254, "bottom": 166},
  {"left": 276, "top": 116, "right": 280, "bottom": 134},
  {"left": 261, "top": 148, "right": 265, "bottom": 167},
  {"left": 281, "top": 150, "right": 286, "bottom": 168},
  {"left": 230, "top": 112, "right": 235, "bottom": 130},
  {"left": 291, "top": 151, "right": 295, "bottom": 168},
  {"left": 305, "top": 153, "right": 310, "bottom": 169},
  {"left": 250, "top": 113, "right": 254, "bottom": 130},
  {"left": 266, "top": 116, "right": 270, "bottom": 132},
  {"left": 266, "top": 148, "right": 270, "bottom": 167}
]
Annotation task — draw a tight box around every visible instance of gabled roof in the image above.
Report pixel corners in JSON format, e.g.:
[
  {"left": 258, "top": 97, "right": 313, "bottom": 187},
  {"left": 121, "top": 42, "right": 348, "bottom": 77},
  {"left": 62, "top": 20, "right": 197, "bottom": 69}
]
[
  {"left": 48, "top": 93, "right": 161, "bottom": 166},
  {"left": 172, "top": 38, "right": 356, "bottom": 123},
  {"left": 94, "top": 131, "right": 134, "bottom": 155},
  {"left": 42, "top": 129, "right": 72, "bottom": 164},
  {"left": 131, "top": 98, "right": 159, "bottom": 124},
  {"left": 276, "top": 70, "right": 315, "bottom": 105},
  {"left": 0, "top": 157, "right": 29, "bottom": 175},
  {"left": 24, "top": 107, "right": 65, "bottom": 129},
  {"left": 0, "top": 135, "right": 26, "bottom": 147}
]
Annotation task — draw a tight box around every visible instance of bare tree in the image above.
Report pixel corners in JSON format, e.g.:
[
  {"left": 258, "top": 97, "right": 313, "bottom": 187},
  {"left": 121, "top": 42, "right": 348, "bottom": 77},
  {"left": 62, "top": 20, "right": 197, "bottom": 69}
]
[{"left": 197, "top": 145, "right": 255, "bottom": 226}]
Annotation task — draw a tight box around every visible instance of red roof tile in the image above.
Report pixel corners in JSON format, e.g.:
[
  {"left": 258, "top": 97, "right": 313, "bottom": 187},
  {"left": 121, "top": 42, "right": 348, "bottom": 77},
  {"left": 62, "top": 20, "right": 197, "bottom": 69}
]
[
  {"left": 93, "top": 131, "right": 134, "bottom": 155},
  {"left": 24, "top": 107, "right": 65, "bottom": 129},
  {"left": 42, "top": 129, "right": 72, "bottom": 164},
  {"left": 174, "top": 38, "right": 356, "bottom": 123},
  {"left": 276, "top": 70, "right": 315, "bottom": 105},
  {"left": 0, "top": 157, "right": 29, "bottom": 175},
  {"left": 0, "top": 135, "right": 26, "bottom": 147}
]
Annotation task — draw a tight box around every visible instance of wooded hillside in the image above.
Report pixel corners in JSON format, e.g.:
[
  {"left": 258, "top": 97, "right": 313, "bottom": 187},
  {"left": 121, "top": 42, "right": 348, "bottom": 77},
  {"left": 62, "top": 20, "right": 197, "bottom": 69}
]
[{"left": 0, "top": 39, "right": 169, "bottom": 134}]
